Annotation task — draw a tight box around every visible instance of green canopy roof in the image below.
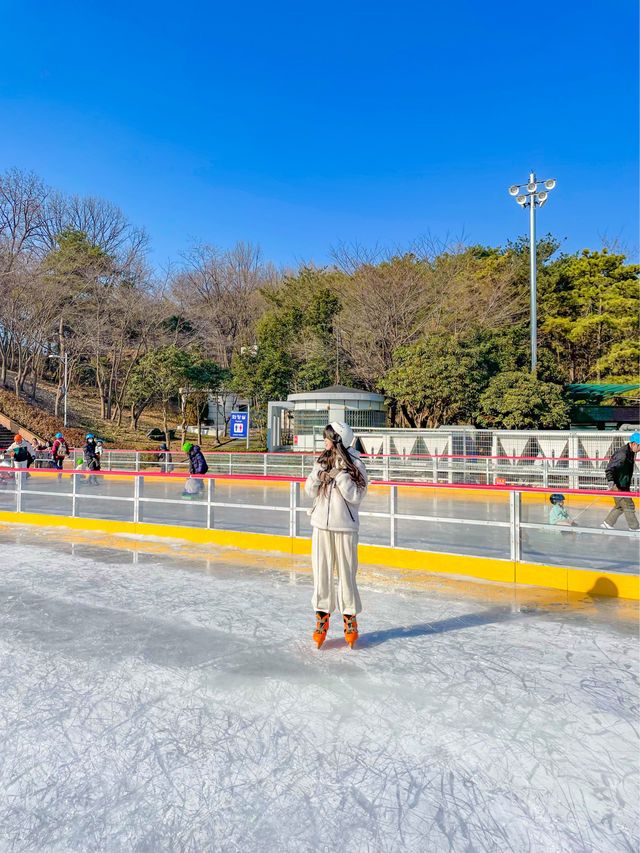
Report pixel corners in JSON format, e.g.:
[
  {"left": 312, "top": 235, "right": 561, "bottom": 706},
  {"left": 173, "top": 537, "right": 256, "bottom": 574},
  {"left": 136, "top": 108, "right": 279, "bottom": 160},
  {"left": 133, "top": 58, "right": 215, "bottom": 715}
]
[{"left": 566, "top": 383, "right": 640, "bottom": 401}]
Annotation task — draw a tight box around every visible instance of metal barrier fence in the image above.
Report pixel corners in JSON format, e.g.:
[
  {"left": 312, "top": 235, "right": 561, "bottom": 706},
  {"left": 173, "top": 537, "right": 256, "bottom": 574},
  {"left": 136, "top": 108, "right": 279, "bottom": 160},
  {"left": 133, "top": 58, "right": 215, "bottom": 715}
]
[
  {"left": 61, "top": 449, "right": 640, "bottom": 492},
  {"left": 0, "top": 468, "right": 637, "bottom": 576},
  {"left": 312, "top": 426, "right": 635, "bottom": 462}
]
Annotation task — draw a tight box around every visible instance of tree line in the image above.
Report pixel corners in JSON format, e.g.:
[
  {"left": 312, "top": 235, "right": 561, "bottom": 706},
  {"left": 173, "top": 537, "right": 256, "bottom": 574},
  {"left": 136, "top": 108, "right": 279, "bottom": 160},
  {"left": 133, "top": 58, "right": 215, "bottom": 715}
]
[{"left": 0, "top": 167, "right": 637, "bottom": 441}]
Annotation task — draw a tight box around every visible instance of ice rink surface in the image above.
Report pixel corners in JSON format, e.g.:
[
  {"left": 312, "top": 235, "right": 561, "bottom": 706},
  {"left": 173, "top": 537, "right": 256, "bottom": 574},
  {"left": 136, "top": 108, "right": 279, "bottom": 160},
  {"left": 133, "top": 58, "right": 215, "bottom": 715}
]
[{"left": 0, "top": 524, "right": 638, "bottom": 853}]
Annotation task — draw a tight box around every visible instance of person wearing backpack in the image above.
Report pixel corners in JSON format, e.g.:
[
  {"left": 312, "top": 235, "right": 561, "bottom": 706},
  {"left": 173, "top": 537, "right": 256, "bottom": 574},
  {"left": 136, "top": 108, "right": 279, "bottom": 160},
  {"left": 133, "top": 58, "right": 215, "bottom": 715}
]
[
  {"left": 6, "top": 434, "right": 31, "bottom": 480},
  {"left": 84, "top": 434, "right": 101, "bottom": 486},
  {"left": 304, "top": 422, "right": 368, "bottom": 649},
  {"left": 51, "top": 432, "right": 70, "bottom": 476},
  {"left": 157, "top": 442, "right": 174, "bottom": 474}
]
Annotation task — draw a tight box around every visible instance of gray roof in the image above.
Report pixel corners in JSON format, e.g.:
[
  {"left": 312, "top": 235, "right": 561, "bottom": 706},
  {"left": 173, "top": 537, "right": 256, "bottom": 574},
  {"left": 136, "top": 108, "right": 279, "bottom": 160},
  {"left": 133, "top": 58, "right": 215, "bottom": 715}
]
[
  {"left": 287, "top": 384, "right": 385, "bottom": 402},
  {"left": 314, "top": 384, "right": 366, "bottom": 394}
]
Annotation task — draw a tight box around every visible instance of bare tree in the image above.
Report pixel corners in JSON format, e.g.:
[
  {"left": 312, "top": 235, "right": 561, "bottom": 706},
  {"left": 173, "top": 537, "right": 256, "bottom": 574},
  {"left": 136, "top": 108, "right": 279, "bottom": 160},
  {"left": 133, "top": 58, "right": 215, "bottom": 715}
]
[
  {"left": 40, "top": 192, "right": 148, "bottom": 261},
  {"left": 172, "top": 241, "right": 276, "bottom": 367},
  {"left": 0, "top": 169, "right": 49, "bottom": 272},
  {"left": 0, "top": 170, "right": 51, "bottom": 388},
  {"left": 330, "top": 240, "right": 387, "bottom": 275},
  {"left": 37, "top": 194, "right": 154, "bottom": 419},
  {"left": 336, "top": 253, "right": 434, "bottom": 390},
  {"left": 0, "top": 253, "right": 60, "bottom": 397}
]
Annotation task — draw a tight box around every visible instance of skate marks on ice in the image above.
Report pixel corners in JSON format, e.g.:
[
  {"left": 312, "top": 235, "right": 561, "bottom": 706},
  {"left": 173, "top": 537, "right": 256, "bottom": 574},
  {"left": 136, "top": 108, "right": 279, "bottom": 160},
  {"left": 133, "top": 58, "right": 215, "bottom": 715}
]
[
  {"left": 332, "top": 606, "right": 518, "bottom": 650},
  {"left": 0, "top": 540, "right": 638, "bottom": 852}
]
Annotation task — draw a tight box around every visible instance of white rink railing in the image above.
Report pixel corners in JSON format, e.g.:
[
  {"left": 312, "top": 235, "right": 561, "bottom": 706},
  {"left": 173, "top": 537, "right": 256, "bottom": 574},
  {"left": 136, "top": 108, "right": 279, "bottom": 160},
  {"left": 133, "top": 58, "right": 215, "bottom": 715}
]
[
  {"left": 57, "top": 449, "right": 640, "bottom": 492},
  {"left": 1, "top": 468, "right": 638, "bottom": 576}
]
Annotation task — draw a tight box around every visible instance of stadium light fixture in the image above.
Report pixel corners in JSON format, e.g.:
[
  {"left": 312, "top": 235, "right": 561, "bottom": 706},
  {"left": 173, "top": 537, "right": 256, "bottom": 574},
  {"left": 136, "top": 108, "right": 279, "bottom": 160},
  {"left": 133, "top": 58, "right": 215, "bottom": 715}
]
[{"left": 507, "top": 171, "right": 557, "bottom": 373}]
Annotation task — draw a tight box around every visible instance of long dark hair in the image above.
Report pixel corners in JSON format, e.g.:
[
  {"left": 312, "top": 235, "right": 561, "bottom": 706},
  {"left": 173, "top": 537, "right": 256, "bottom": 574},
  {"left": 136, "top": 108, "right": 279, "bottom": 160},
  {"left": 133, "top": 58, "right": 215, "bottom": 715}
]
[{"left": 317, "top": 424, "right": 366, "bottom": 494}]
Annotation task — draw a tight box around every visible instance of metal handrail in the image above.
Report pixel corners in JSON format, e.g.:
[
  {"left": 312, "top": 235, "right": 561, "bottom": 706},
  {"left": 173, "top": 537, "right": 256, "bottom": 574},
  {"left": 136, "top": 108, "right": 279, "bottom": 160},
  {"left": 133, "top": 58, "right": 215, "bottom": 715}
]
[
  {"left": 50, "top": 448, "right": 638, "bottom": 491},
  {"left": 3, "top": 470, "right": 638, "bottom": 577},
  {"left": 7, "top": 465, "right": 639, "bottom": 494}
]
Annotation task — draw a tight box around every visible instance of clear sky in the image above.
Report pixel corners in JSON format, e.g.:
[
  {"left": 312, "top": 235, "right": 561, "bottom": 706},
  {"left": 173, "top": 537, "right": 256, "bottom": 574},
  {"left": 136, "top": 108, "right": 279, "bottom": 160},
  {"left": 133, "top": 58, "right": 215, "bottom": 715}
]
[{"left": 0, "top": 0, "right": 637, "bottom": 269}]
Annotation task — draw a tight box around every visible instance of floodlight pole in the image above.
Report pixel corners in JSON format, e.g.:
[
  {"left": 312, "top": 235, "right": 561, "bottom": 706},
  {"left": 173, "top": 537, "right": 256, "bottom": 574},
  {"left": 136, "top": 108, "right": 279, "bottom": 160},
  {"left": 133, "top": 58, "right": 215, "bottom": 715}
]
[
  {"left": 528, "top": 171, "right": 537, "bottom": 374},
  {"left": 509, "top": 171, "right": 556, "bottom": 375}
]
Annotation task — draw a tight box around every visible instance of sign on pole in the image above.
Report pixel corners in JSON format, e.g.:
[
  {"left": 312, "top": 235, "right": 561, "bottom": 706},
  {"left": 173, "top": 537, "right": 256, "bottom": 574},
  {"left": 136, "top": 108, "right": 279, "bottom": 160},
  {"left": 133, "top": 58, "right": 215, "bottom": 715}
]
[{"left": 230, "top": 411, "right": 249, "bottom": 442}]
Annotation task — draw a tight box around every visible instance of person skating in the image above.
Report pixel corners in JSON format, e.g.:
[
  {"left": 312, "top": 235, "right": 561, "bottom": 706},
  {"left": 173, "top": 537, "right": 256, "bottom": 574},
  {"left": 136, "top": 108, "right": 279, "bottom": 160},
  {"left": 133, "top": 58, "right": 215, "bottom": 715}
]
[
  {"left": 34, "top": 441, "right": 53, "bottom": 469},
  {"left": 602, "top": 433, "right": 639, "bottom": 530},
  {"left": 157, "top": 442, "right": 174, "bottom": 474},
  {"left": 0, "top": 452, "right": 12, "bottom": 486},
  {"left": 9, "top": 436, "right": 36, "bottom": 474},
  {"left": 51, "top": 432, "right": 70, "bottom": 477},
  {"left": 22, "top": 438, "right": 36, "bottom": 471},
  {"left": 83, "top": 434, "right": 101, "bottom": 486},
  {"left": 304, "top": 422, "right": 367, "bottom": 648},
  {"left": 548, "top": 494, "right": 574, "bottom": 526},
  {"left": 181, "top": 441, "right": 208, "bottom": 497},
  {"left": 6, "top": 435, "right": 33, "bottom": 480}
]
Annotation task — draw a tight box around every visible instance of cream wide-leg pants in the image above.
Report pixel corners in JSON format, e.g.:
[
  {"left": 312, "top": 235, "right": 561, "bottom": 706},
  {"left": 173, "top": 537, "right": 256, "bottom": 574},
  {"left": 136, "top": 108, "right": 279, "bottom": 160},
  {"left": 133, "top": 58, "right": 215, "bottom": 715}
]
[{"left": 311, "top": 528, "right": 361, "bottom": 615}]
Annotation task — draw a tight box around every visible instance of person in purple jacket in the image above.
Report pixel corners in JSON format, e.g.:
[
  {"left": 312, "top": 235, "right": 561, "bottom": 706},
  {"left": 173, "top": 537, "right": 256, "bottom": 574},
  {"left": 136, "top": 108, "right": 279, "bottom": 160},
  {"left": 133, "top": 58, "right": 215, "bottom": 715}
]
[{"left": 181, "top": 441, "right": 208, "bottom": 498}]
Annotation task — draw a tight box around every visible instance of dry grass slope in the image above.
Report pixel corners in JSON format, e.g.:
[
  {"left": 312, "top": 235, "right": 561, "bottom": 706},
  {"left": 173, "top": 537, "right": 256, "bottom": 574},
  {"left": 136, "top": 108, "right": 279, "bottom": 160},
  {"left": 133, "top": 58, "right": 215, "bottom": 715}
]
[{"left": 0, "top": 377, "right": 261, "bottom": 452}]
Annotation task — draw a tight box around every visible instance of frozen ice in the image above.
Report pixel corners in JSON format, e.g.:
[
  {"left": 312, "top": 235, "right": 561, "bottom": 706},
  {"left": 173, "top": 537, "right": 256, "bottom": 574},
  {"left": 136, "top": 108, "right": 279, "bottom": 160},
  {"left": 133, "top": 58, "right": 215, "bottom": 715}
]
[{"left": 0, "top": 526, "right": 638, "bottom": 852}]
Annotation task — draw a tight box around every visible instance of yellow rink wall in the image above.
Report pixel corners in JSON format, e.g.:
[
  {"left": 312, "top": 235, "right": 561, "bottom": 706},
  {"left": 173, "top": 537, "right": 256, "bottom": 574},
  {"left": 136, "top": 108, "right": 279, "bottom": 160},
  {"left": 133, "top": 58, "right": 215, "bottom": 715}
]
[{"left": 0, "top": 509, "right": 637, "bottom": 601}]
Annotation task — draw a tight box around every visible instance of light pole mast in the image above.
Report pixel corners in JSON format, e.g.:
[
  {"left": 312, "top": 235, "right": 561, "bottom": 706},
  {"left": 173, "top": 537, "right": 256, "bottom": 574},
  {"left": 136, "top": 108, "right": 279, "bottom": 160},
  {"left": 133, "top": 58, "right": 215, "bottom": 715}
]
[
  {"left": 508, "top": 173, "right": 556, "bottom": 374},
  {"left": 528, "top": 172, "right": 537, "bottom": 372}
]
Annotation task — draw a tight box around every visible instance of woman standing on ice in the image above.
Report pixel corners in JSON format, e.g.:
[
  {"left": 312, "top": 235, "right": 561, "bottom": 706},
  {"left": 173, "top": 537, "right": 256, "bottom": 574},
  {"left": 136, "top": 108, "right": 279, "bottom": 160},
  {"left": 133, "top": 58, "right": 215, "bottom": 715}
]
[{"left": 305, "top": 422, "right": 367, "bottom": 649}]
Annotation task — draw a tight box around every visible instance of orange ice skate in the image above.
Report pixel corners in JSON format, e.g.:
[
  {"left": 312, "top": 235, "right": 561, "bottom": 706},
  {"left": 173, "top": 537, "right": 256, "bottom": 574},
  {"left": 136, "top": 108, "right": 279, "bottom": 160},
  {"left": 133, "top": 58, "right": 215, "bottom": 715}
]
[
  {"left": 343, "top": 614, "right": 358, "bottom": 648},
  {"left": 313, "top": 612, "right": 329, "bottom": 648}
]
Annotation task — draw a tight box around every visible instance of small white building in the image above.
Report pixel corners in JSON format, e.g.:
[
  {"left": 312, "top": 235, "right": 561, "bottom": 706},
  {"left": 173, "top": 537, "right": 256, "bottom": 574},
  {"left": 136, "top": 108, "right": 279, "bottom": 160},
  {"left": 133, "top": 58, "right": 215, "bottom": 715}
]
[
  {"left": 285, "top": 385, "right": 386, "bottom": 452},
  {"left": 183, "top": 390, "right": 250, "bottom": 437},
  {"left": 207, "top": 392, "right": 250, "bottom": 434}
]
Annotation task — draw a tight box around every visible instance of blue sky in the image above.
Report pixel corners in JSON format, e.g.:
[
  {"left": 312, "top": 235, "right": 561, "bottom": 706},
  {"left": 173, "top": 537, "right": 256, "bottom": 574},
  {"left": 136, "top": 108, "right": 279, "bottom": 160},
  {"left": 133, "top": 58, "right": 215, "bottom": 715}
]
[{"left": 0, "top": 0, "right": 637, "bottom": 268}]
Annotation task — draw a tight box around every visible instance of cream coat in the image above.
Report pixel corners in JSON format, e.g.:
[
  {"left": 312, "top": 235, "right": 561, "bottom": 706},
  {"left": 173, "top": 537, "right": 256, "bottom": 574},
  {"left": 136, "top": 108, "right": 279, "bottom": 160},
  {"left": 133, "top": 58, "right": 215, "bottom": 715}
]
[{"left": 304, "top": 448, "right": 367, "bottom": 532}]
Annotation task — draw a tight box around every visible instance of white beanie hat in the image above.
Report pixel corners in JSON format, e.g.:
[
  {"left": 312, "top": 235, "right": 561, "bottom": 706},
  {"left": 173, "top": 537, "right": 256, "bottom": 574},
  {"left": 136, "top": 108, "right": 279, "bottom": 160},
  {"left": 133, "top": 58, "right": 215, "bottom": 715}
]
[{"left": 330, "top": 421, "right": 354, "bottom": 448}]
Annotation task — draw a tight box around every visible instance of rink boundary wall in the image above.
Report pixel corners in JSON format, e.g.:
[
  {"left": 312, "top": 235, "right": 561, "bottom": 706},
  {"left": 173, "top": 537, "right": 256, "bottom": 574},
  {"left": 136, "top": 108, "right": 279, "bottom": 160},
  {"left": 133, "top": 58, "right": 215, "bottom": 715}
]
[
  {"left": 13, "top": 469, "right": 640, "bottom": 504},
  {"left": 1, "top": 509, "right": 638, "bottom": 601}
]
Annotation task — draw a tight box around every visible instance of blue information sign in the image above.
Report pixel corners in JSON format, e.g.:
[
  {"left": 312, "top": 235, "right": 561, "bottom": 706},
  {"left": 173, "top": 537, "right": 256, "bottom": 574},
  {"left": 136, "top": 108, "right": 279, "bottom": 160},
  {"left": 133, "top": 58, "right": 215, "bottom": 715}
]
[{"left": 230, "top": 411, "right": 249, "bottom": 439}]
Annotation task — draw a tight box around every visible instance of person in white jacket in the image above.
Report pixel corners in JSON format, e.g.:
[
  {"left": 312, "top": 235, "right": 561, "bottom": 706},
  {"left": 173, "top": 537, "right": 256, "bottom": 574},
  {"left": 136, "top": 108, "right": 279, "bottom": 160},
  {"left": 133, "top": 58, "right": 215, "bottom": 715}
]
[
  {"left": 304, "top": 421, "right": 367, "bottom": 648},
  {"left": 6, "top": 434, "right": 35, "bottom": 480}
]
